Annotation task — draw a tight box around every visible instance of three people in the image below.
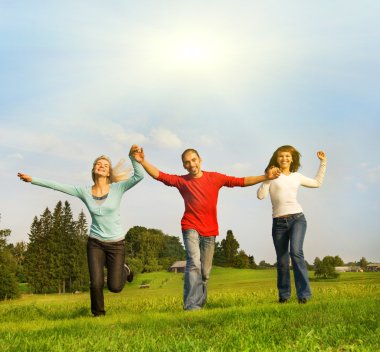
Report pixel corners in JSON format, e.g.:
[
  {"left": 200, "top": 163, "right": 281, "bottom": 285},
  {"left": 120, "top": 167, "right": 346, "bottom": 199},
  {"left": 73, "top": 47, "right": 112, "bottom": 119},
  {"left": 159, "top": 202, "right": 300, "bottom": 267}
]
[
  {"left": 257, "top": 145, "right": 327, "bottom": 303},
  {"left": 132, "top": 147, "right": 280, "bottom": 310},
  {"left": 18, "top": 145, "right": 144, "bottom": 316},
  {"left": 18, "top": 143, "right": 326, "bottom": 312}
]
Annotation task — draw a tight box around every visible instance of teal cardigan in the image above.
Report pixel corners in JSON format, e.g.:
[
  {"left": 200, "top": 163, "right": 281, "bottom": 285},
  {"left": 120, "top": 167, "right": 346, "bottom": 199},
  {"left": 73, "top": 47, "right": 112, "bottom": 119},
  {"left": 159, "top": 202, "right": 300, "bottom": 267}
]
[{"left": 31, "top": 156, "right": 144, "bottom": 242}]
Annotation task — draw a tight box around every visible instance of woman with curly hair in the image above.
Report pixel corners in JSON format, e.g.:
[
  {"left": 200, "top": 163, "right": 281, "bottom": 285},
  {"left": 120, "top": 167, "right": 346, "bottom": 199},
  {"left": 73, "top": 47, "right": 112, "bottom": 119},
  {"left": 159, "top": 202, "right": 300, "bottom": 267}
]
[{"left": 258, "top": 145, "right": 327, "bottom": 304}]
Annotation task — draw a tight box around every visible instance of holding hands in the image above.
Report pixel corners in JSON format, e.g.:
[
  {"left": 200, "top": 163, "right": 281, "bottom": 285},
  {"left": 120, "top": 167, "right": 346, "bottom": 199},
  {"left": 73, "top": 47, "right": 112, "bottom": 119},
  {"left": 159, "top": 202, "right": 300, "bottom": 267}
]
[
  {"left": 131, "top": 145, "right": 145, "bottom": 163},
  {"left": 266, "top": 166, "right": 281, "bottom": 180}
]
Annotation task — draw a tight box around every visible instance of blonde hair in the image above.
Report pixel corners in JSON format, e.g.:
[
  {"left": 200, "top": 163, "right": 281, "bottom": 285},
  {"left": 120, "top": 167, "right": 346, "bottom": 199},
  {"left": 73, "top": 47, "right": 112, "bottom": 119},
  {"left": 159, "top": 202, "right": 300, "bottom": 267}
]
[{"left": 92, "top": 155, "right": 131, "bottom": 183}]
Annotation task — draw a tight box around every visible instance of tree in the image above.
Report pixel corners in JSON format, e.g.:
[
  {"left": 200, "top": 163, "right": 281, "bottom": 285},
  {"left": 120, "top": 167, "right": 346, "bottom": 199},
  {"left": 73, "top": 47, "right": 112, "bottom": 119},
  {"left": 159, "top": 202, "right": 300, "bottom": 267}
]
[
  {"left": 125, "top": 226, "right": 185, "bottom": 273},
  {"left": 213, "top": 242, "right": 226, "bottom": 267},
  {"left": 221, "top": 230, "right": 240, "bottom": 267},
  {"left": 9, "top": 241, "right": 27, "bottom": 282},
  {"left": 72, "top": 210, "right": 89, "bottom": 291},
  {"left": 314, "top": 256, "right": 340, "bottom": 279},
  {"left": 233, "top": 250, "right": 250, "bottom": 269},
  {"left": 258, "top": 260, "right": 273, "bottom": 269},
  {"left": 25, "top": 210, "right": 54, "bottom": 293},
  {"left": 25, "top": 202, "right": 89, "bottom": 293},
  {"left": 248, "top": 255, "right": 257, "bottom": 269},
  {"left": 333, "top": 255, "right": 344, "bottom": 266},
  {"left": 0, "top": 228, "right": 20, "bottom": 300},
  {"left": 358, "top": 257, "right": 368, "bottom": 270},
  {"left": 313, "top": 257, "right": 322, "bottom": 269}
]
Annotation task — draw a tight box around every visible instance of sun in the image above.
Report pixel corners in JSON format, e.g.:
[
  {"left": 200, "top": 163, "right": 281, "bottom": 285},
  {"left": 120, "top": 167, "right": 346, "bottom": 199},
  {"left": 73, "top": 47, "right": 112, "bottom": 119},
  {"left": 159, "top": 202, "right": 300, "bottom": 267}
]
[
  {"left": 149, "top": 31, "right": 229, "bottom": 73},
  {"left": 175, "top": 43, "right": 207, "bottom": 63}
]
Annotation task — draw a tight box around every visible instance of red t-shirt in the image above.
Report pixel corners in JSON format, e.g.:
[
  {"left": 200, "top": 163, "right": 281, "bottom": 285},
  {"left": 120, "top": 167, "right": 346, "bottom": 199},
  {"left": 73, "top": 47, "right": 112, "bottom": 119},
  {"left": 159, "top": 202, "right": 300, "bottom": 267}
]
[{"left": 157, "top": 171, "right": 245, "bottom": 236}]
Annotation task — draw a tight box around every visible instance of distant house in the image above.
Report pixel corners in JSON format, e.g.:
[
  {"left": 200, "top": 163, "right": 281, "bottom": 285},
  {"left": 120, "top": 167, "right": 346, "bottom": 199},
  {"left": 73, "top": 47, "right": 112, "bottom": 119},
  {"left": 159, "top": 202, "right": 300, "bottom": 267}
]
[
  {"left": 169, "top": 261, "right": 186, "bottom": 273},
  {"left": 366, "top": 263, "right": 380, "bottom": 272},
  {"left": 335, "top": 266, "right": 363, "bottom": 273}
]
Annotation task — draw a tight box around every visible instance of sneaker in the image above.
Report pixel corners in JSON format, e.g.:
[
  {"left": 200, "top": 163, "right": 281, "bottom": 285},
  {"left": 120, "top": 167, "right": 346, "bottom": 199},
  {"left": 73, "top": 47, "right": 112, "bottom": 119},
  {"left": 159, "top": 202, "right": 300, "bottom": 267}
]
[
  {"left": 298, "top": 298, "right": 307, "bottom": 304},
  {"left": 279, "top": 298, "right": 288, "bottom": 304},
  {"left": 124, "top": 264, "right": 134, "bottom": 283}
]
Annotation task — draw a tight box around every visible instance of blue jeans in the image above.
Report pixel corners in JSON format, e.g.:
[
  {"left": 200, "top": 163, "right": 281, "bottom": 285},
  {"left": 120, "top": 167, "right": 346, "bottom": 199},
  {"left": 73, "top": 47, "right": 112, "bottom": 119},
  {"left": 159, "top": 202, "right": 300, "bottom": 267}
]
[
  {"left": 87, "top": 237, "right": 127, "bottom": 316},
  {"left": 182, "top": 229, "right": 216, "bottom": 310},
  {"left": 272, "top": 213, "right": 311, "bottom": 300}
]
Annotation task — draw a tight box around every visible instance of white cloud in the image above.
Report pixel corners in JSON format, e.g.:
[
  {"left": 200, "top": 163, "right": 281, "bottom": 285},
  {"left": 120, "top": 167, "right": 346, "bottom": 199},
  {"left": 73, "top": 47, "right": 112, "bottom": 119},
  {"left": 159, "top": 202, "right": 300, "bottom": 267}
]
[
  {"left": 356, "top": 183, "right": 367, "bottom": 192},
  {"left": 150, "top": 128, "right": 183, "bottom": 149},
  {"left": 367, "top": 166, "right": 380, "bottom": 184},
  {"left": 229, "top": 162, "right": 252, "bottom": 174},
  {"left": 98, "top": 123, "right": 148, "bottom": 152},
  {"left": 199, "top": 135, "right": 217, "bottom": 147},
  {"left": 7, "top": 153, "right": 23, "bottom": 160}
]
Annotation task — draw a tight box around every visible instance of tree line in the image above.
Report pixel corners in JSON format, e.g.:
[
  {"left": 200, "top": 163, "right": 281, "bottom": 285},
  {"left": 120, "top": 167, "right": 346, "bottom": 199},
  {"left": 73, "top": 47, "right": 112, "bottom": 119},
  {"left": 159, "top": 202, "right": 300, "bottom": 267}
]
[{"left": 0, "top": 205, "right": 375, "bottom": 300}]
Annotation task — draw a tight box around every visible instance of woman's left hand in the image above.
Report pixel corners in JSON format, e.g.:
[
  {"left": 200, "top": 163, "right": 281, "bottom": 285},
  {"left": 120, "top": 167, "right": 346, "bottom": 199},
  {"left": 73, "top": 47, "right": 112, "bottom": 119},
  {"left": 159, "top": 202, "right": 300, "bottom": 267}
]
[{"left": 266, "top": 166, "right": 281, "bottom": 180}]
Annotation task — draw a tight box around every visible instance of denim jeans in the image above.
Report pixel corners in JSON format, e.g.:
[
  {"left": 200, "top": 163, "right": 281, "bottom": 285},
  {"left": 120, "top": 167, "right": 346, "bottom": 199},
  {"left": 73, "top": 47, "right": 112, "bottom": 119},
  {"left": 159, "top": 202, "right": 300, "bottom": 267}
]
[
  {"left": 87, "top": 237, "right": 127, "bottom": 316},
  {"left": 182, "top": 229, "right": 216, "bottom": 310},
  {"left": 272, "top": 213, "right": 311, "bottom": 300}
]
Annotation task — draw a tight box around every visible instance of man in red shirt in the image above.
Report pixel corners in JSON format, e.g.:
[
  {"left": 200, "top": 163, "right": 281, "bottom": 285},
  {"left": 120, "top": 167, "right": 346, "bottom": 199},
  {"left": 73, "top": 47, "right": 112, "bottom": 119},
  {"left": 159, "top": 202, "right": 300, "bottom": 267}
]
[{"left": 133, "top": 147, "right": 279, "bottom": 310}]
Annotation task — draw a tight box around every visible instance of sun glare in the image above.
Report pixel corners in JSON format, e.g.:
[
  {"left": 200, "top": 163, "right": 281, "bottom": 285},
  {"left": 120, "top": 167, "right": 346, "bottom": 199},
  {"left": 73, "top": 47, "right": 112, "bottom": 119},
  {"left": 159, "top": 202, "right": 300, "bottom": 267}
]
[
  {"left": 177, "top": 44, "right": 206, "bottom": 62},
  {"left": 149, "top": 31, "right": 230, "bottom": 73}
]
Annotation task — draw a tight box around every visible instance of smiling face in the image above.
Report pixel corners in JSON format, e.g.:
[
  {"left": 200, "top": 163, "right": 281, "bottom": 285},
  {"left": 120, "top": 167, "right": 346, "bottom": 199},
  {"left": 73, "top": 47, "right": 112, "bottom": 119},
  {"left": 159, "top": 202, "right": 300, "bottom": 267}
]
[
  {"left": 276, "top": 151, "right": 293, "bottom": 172},
  {"left": 182, "top": 151, "right": 202, "bottom": 178},
  {"left": 94, "top": 159, "right": 110, "bottom": 177},
  {"left": 92, "top": 156, "right": 112, "bottom": 182}
]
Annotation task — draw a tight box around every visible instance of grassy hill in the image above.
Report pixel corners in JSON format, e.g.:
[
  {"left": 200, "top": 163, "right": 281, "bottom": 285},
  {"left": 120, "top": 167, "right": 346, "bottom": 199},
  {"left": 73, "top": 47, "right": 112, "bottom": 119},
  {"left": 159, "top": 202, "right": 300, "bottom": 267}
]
[{"left": 0, "top": 268, "right": 379, "bottom": 351}]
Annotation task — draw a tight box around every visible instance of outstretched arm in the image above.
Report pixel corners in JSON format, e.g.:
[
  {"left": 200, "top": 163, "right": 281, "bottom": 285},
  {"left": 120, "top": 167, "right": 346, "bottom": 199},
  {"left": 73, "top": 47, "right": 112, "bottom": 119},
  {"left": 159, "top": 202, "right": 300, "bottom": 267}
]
[
  {"left": 17, "top": 172, "right": 83, "bottom": 198},
  {"left": 132, "top": 147, "right": 160, "bottom": 179},
  {"left": 244, "top": 166, "right": 280, "bottom": 186}
]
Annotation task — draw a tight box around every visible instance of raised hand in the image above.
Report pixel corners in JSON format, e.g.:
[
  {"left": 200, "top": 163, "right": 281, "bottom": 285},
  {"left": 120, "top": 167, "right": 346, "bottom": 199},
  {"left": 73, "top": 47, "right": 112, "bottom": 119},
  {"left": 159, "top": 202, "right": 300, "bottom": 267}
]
[
  {"left": 131, "top": 146, "right": 145, "bottom": 163},
  {"left": 17, "top": 172, "right": 32, "bottom": 183},
  {"left": 317, "top": 151, "right": 326, "bottom": 161}
]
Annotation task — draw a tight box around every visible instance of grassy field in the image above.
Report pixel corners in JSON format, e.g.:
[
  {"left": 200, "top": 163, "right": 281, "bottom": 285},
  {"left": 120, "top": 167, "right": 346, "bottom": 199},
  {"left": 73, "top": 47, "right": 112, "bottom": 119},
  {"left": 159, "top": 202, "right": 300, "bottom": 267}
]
[{"left": 0, "top": 268, "right": 379, "bottom": 351}]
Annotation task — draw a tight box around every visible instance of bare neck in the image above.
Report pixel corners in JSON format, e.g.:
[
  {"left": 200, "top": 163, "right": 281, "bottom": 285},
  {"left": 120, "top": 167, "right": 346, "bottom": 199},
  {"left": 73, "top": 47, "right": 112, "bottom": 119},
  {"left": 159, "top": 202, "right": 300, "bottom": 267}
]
[{"left": 92, "top": 177, "right": 110, "bottom": 195}]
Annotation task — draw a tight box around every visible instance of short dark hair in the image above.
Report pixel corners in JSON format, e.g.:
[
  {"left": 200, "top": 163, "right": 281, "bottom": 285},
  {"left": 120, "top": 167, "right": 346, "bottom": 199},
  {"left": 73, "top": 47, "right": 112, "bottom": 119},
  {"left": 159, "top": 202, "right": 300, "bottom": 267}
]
[{"left": 181, "top": 148, "right": 200, "bottom": 162}]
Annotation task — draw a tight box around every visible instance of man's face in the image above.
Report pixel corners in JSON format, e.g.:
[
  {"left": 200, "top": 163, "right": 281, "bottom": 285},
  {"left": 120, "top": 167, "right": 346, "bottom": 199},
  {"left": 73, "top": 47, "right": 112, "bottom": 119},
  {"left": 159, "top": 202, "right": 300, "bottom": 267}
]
[{"left": 182, "top": 151, "right": 202, "bottom": 177}]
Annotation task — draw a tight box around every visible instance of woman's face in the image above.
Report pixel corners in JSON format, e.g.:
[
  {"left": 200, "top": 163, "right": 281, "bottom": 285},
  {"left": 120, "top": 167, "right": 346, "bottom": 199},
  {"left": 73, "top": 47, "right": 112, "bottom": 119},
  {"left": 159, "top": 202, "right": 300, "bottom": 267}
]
[
  {"left": 277, "top": 151, "right": 293, "bottom": 170},
  {"left": 93, "top": 159, "right": 111, "bottom": 178}
]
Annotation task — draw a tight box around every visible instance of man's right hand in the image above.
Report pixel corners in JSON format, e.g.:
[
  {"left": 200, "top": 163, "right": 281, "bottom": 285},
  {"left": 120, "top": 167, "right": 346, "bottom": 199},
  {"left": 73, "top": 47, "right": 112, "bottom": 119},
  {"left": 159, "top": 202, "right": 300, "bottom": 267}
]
[{"left": 132, "top": 146, "right": 145, "bottom": 163}]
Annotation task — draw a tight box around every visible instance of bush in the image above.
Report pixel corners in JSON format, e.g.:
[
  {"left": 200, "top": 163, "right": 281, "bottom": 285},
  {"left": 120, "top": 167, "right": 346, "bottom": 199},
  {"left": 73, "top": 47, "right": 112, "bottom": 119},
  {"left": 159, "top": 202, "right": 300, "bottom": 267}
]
[{"left": 314, "top": 258, "right": 340, "bottom": 279}]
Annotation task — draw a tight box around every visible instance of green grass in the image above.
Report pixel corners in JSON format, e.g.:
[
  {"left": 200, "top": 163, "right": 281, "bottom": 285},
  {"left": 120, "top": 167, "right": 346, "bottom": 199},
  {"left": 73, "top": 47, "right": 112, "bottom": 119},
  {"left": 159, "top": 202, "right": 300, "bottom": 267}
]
[{"left": 0, "top": 268, "right": 379, "bottom": 351}]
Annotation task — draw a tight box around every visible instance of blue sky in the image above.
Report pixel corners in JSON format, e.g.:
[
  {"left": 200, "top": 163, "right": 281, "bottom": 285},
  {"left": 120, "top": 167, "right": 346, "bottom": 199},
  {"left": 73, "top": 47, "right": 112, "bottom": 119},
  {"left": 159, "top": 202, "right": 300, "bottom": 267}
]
[{"left": 1, "top": 1, "right": 379, "bottom": 264}]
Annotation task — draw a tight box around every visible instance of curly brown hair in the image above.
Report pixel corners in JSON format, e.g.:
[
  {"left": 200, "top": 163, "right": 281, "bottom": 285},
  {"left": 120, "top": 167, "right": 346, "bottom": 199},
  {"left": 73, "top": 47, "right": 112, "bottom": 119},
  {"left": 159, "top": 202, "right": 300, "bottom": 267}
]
[{"left": 265, "top": 145, "right": 301, "bottom": 173}]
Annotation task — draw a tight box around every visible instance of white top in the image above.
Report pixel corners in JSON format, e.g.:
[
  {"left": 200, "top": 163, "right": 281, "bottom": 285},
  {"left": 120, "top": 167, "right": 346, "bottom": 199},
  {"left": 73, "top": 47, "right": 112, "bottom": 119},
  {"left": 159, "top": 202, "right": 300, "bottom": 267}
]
[{"left": 257, "top": 160, "right": 327, "bottom": 218}]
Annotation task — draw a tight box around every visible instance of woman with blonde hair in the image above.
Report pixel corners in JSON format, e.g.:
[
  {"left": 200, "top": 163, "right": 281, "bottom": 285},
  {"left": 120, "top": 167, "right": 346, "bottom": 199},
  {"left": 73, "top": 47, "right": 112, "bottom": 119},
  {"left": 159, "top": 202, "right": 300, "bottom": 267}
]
[
  {"left": 18, "top": 145, "right": 144, "bottom": 316},
  {"left": 257, "top": 145, "right": 327, "bottom": 304}
]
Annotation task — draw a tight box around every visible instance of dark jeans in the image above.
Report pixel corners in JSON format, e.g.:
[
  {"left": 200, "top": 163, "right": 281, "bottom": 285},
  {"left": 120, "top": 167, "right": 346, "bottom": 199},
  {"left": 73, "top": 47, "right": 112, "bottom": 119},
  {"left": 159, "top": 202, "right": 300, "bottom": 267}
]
[
  {"left": 272, "top": 213, "right": 311, "bottom": 300},
  {"left": 87, "top": 237, "right": 127, "bottom": 316}
]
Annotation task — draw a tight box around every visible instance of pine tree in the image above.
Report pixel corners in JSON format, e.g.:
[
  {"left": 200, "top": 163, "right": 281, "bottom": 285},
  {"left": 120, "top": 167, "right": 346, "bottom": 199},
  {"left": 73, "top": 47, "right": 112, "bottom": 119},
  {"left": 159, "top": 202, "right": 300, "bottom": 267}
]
[
  {"left": 221, "top": 230, "right": 240, "bottom": 267},
  {"left": 9, "top": 241, "right": 27, "bottom": 282},
  {"left": 213, "top": 242, "right": 226, "bottom": 267},
  {"left": 25, "top": 203, "right": 90, "bottom": 293},
  {"left": 0, "top": 229, "right": 20, "bottom": 300},
  {"left": 73, "top": 210, "right": 89, "bottom": 291},
  {"left": 25, "top": 209, "right": 55, "bottom": 293}
]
